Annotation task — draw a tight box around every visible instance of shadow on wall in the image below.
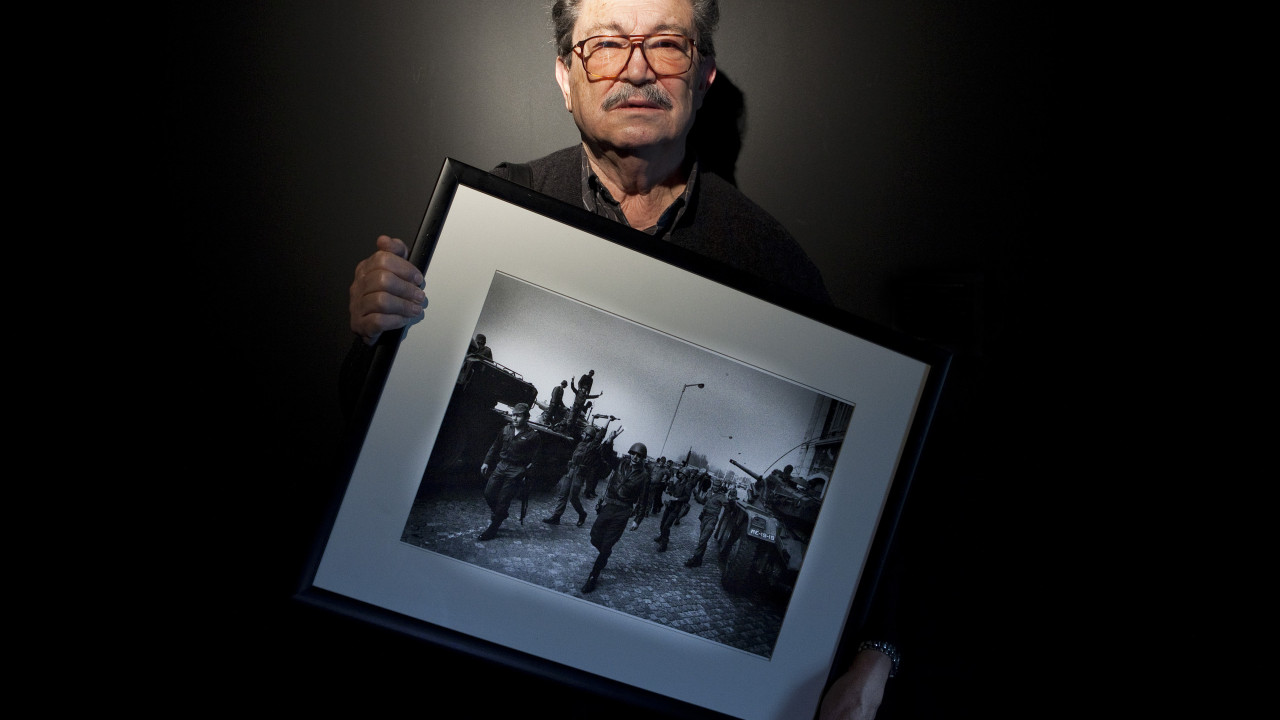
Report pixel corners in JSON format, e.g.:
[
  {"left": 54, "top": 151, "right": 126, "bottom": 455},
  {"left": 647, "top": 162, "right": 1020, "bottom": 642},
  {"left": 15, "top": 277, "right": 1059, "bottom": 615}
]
[{"left": 690, "top": 70, "right": 745, "bottom": 186}]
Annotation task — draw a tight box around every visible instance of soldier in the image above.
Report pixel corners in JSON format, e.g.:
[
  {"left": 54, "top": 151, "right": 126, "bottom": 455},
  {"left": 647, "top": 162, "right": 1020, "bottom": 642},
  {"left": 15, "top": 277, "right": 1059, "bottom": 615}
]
[
  {"left": 644, "top": 457, "right": 672, "bottom": 516},
  {"left": 653, "top": 464, "right": 696, "bottom": 552},
  {"left": 675, "top": 469, "right": 705, "bottom": 525},
  {"left": 543, "top": 423, "right": 621, "bottom": 527},
  {"left": 580, "top": 417, "right": 620, "bottom": 500},
  {"left": 567, "top": 370, "right": 602, "bottom": 428},
  {"left": 548, "top": 380, "right": 568, "bottom": 424},
  {"left": 581, "top": 442, "right": 652, "bottom": 594},
  {"left": 535, "top": 380, "right": 570, "bottom": 426},
  {"left": 685, "top": 474, "right": 730, "bottom": 567},
  {"left": 467, "top": 333, "right": 492, "bottom": 361},
  {"left": 457, "top": 333, "right": 493, "bottom": 385},
  {"left": 574, "top": 368, "right": 595, "bottom": 395},
  {"left": 765, "top": 464, "right": 796, "bottom": 496},
  {"left": 478, "top": 403, "right": 541, "bottom": 541}
]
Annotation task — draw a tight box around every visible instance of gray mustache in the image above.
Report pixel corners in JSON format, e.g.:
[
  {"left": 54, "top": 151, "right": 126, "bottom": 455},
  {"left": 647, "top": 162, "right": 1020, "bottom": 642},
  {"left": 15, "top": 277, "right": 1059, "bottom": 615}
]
[{"left": 602, "top": 84, "right": 674, "bottom": 111}]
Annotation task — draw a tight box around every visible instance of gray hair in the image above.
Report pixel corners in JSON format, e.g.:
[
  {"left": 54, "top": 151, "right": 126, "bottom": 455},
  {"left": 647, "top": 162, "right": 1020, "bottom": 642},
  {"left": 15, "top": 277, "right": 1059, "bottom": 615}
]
[{"left": 551, "top": 0, "right": 719, "bottom": 64}]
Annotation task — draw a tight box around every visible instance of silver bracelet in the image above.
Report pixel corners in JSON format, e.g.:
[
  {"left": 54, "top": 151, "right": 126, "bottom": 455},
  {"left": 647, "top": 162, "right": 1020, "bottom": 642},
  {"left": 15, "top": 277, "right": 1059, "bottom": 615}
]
[{"left": 857, "top": 640, "right": 901, "bottom": 678}]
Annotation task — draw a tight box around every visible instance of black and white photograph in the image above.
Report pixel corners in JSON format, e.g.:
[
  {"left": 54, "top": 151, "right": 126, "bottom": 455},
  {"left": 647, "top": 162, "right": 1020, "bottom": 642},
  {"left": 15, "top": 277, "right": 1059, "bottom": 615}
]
[
  {"left": 400, "top": 271, "right": 854, "bottom": 658},
  {"left": 301, "top": 173, "right": 943, "bottom": 719},
  {"left": 180, "top": 0, "right": 1043, "bottom": 717}
]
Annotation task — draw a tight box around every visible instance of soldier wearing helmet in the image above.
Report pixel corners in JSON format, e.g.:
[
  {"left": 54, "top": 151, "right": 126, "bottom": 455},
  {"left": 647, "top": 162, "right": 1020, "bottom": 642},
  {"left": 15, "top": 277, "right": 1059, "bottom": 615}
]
[{"left": 581, "top": 441, "right": 651, "bottom": 593}]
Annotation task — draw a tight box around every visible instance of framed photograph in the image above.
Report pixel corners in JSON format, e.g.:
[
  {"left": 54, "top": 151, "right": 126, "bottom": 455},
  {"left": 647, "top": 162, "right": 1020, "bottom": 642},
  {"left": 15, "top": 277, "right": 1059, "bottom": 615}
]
[{"left": 297, "top": 159, "right": 950, "bottom": 719}]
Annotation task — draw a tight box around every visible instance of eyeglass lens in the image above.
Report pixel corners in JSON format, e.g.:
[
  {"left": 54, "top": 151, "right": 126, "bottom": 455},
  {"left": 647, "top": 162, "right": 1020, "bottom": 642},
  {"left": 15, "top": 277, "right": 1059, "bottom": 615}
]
[{"left": 580, "top": 35, "right": 693, "bottom": 77}]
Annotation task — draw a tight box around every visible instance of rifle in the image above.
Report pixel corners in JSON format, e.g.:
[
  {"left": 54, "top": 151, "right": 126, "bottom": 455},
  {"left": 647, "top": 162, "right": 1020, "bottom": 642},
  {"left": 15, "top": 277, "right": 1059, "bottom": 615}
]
[{"left": 517, "top": 465, "right": 532, "bottom": 524}]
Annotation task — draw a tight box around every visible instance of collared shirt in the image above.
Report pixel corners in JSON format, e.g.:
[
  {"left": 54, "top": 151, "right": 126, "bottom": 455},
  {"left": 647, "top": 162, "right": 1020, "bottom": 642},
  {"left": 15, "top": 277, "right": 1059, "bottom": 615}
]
[
  {"left": 579, "top": 151, "right": 697, "bottom": 239},
  {"left": 484, "top": 423, "right": 541, "bottom": 468}
]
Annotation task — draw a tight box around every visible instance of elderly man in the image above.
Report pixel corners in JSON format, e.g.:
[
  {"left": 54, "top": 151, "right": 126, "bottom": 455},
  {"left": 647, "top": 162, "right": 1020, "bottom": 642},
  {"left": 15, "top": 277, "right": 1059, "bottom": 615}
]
[
  {"left": 346, "top": 0, "right": 828, "bottom": 354},
  {"left": 343, "top": 0, "right": 892, "bottom": 715}
]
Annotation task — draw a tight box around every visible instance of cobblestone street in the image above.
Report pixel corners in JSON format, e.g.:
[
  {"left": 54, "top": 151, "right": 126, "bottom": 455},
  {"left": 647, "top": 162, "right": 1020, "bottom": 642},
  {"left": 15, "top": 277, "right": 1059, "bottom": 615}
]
[{"left": 400, "top": 473, "right": 786, "bottom": 658}]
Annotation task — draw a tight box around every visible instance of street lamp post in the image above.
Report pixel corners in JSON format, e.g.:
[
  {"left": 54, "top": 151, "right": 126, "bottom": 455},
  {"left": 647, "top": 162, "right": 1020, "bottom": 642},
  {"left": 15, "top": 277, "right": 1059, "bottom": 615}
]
[{"left": 660, "top": 382, "right": 704, "bottom": 458}]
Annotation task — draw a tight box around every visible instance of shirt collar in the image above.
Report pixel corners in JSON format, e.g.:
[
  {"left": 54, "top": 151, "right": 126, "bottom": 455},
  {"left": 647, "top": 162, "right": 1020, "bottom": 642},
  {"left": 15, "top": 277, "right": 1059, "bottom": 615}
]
[{"left": 579, "top": 147, "right": 698, "bottom": 239}]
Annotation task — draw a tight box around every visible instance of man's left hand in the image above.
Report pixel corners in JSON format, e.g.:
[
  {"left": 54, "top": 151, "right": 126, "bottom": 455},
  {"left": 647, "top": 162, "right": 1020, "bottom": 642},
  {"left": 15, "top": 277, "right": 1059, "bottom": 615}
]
[{"left": 818, "top": 649, "right": 892, "bottom": 720}]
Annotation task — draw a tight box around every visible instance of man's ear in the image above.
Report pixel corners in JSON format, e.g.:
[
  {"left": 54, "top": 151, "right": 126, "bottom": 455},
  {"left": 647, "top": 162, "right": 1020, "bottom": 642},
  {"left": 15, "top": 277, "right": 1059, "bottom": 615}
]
[
  {"left": 693, "top": 57, "right": 717, "bottom": 111},
  {"left": 555, "top": 56, "right": 574, "bottom": 113}
]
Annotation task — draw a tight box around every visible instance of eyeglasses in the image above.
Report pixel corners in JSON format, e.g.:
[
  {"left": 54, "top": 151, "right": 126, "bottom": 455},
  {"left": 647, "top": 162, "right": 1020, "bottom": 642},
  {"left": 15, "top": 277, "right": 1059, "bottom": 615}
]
[{"left": 572, "top": 34, "right": 698, "bottom": 80}]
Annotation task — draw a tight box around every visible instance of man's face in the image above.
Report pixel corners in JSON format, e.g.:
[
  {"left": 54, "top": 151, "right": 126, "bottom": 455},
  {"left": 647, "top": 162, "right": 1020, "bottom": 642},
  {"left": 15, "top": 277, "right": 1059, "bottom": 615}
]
[
  {"left": 555, "top": 0, "right": 715, "bottom": 158},
  {"left": 512, "top": 411, "right": 528, "bottom": 428}
]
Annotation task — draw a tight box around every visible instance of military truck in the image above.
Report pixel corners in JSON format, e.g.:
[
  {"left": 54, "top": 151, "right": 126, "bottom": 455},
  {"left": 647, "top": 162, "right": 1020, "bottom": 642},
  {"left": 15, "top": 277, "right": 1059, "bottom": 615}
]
[{"left": 717, "top": 459, "right": 826, "bottom": 598}]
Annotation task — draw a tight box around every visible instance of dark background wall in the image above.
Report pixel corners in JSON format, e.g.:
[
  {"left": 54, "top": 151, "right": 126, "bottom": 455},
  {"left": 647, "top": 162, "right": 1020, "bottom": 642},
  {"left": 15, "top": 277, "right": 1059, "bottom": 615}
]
[{"left": 175, "top": 1, "right": 1044, "bottom": 716}]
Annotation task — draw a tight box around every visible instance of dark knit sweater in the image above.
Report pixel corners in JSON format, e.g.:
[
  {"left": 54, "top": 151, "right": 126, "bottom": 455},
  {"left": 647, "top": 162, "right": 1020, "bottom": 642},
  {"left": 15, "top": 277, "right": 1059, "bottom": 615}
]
[
  {"left": 494, "top": 146, "right": 830, "bottom": 305},
  {"left": 342, "top": 146, "right": 830, "bottom": 419}
]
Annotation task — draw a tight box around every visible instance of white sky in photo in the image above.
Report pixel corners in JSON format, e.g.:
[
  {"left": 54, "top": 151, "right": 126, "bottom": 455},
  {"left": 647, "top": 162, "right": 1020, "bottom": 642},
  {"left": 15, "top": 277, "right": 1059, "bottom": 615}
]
[{"left": 471, "top": 273, "right": 827, "bottom": 476}]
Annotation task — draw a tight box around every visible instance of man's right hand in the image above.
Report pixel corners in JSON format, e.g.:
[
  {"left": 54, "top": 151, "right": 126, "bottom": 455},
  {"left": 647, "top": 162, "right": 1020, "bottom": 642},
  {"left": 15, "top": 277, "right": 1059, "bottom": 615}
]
[{"left": 349, "top": 235, "right": 427, "bottom": 345}]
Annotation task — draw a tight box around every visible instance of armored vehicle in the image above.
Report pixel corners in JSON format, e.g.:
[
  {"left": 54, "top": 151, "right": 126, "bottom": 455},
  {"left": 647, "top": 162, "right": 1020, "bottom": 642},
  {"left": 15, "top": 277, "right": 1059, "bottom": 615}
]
[
  {"left": 420, "top": 357, "right": 578, "bottom": 490},
  {"left": 718, "top": 459, "right": 826, "bottom": 598}
]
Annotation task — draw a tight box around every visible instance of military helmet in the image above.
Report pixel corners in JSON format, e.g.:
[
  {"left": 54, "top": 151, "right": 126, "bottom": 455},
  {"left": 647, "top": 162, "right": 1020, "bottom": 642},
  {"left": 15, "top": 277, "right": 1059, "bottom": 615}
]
[{"left": 628, "top": 442, "right": 648, "bottom": 458}]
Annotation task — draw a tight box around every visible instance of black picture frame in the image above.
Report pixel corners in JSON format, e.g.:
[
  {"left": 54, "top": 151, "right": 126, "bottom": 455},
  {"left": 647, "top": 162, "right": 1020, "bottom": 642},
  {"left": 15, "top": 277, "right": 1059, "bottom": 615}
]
[{"left": 296, "top": 158, "right": 950, "bottom": 719}]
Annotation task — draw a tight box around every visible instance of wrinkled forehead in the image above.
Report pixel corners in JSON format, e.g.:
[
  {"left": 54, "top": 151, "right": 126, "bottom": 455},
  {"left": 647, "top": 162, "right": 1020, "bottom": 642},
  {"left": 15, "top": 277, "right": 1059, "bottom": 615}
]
[{"left": 575, "top": 0, "right": 696, "bottom": 39}]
